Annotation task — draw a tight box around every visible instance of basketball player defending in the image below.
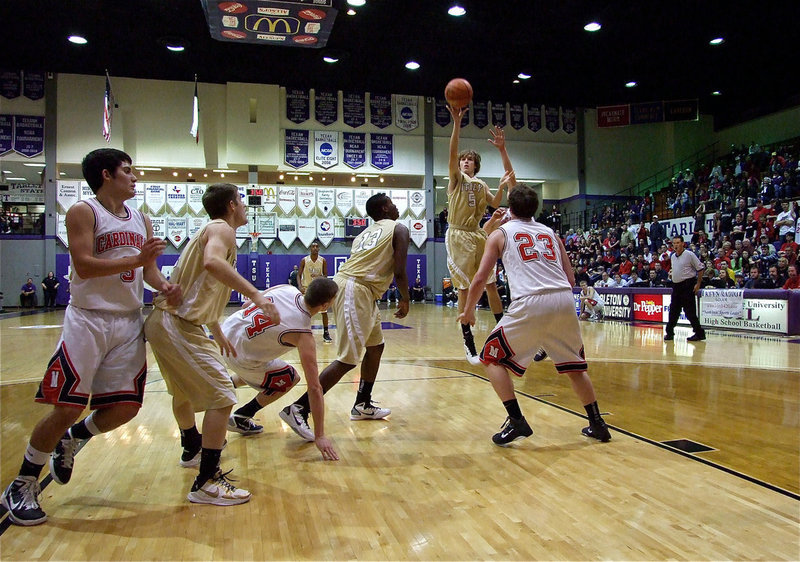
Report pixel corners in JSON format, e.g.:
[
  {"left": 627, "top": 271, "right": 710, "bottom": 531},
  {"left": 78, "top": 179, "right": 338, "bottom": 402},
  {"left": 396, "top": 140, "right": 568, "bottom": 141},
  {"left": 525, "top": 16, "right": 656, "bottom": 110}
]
[
  {"left": 279, "top": 193, "right": 410, "bottom": 441},
  {"left": 298, "top": 240, "right": 332, "bottom": 343},
  {"left": 446, "top": 104, "right": 515, "bottom": 360},
  {"left": 1, "top": 149, "right": 181, "bottom": 526},
  {"left": 223, "top": 278, "right": 339, "bottom": 461},
  {"left": 458, "top": 184, "right": 611, "bottom": 445},
  {"left": 144, "top": 183, "right": 280, "bottom": 506}
]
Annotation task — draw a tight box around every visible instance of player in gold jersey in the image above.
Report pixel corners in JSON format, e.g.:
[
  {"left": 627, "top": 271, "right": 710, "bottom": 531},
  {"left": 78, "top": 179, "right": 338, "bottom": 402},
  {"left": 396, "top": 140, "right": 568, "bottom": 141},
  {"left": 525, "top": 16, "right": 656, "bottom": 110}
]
[{"left": 298, "top": 240, "right": 332, "bottom": 343}]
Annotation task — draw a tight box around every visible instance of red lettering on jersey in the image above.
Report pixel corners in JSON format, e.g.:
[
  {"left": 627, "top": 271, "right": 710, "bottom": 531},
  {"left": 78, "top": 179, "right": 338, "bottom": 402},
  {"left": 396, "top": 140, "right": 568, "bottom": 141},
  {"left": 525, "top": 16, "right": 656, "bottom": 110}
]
[
  {"left": 513, "top": 232, "right": 557, "bottom": 262},
  {"left": 95, "top": 231, "right": 145, "bottom": 254},
  {"left": 245, "top": 312, "right": 276, "bottom": 339}
]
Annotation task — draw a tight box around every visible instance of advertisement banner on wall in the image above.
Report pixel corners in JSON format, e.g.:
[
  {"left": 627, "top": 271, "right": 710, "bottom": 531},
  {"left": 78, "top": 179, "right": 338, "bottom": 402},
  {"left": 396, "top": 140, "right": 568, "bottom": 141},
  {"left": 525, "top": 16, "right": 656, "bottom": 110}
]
[
  {"left": 278, "top": 185, "right": 297, "bottom": 214},
  {"left": 316, "top": 188, "right": 335, "bottom": 216},
  {"left": 354, "top": 189, "right": 370, "bottom": 216},
  {"left": 187, "top": 184, "right": 205, "bottom": 214},
  {"left": 297, "top": 217, "right": 317, "bottom": 247},
  {"left": 150, "top": 216, "right": 166, "bottom": 239},
  {"left": 391, "top": 190, "right": 408, "bottom": 217},
  {"left": 57, "top": 181, "right": 80, "bottom": 213},
  {"left": 145, "top": 184, "right": 166, "bottom": 214},
  {"left": 700, "top": 297, "right": 788, "bottom": 333},
  {"left": 336, "top": 188, "right": 353, "bottom": 215},
  {"left": 297, "top": 187, "right": 316, "bottom": 216},
  {"left": 594, "top": 290, "right": 632, "bottom": 321},
  {"left": 407, "top": 217, "right": 427, "bottom": 248},
  {"left": 188, "top": 216, "right": 208, "bottom": 239},
  {"left": 278, "top": 217, "right": 298, "bottom": 248},
  {"left": 317, "top": 217, "right": 334, "bottom": 247},
  {"left": 167, "top": 217, "right": 188, "bottom": 248},
  {"left": 166, "top": 184, "right": 187, "bottom": 214}
]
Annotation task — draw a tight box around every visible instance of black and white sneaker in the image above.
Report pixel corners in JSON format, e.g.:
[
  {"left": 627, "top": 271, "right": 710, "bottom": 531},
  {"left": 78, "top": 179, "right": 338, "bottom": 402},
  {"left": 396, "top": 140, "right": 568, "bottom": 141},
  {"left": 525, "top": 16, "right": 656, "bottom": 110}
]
[
  {"left": 50, "top": 434, "right": 85, "bottom": 485},
  {"left": 581, "top": 423, "right": 612, "bottom": 442},
  {"left": 533, "top": 348, "right": 548, "bottom": 362},
  {"left": 350, "top": 401, "right": 391, "bottom": 420},
  {"left": 1, "top": 476, "right": 47, "bottom": 526},
  {"left": 279, "top": 404, "right": 314, "bottom": 442},
  {"left": 227, "top": 415, "right": 263, "bottom": 435},
  {"left": 323, "top": 331, "right": 332, "bottom": 344},
  {"left": 492, "top": 416, "right": 533, "bottom": 446}
]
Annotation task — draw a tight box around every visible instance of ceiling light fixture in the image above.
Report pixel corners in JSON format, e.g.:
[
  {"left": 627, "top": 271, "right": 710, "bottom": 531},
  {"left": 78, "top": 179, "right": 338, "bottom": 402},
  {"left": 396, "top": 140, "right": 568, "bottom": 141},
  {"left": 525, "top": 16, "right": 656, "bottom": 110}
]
[
  {"left": 23, "top": 163, "right": 46, "bottom": 167},
  {"left": 351, "top": 176, "right": 356, "bottom": 182},
  {"left": 347, "top": 0, "right": 365, "bottom": 6},
  {"left": 309, "top": 176, "right": 314, "bottom": 181},
  {"left": 220, "top": 173, "right": 225, "bottom": 178},
  {"left": 517, "top": 72, "right": 531, "bottom": 79},
  {"left": 172, "top": 171, "right": 179, "bottom": 177},
  {"left": 513, "top": 79, "right": 520, "bottom": 84},
  {"left": 294, "top": 175, "right": 299, "bottom": 180},
  {"left": 166, "top": 44, "right": 185, "bottom": 52},
  {"left": 347, "top": 8, "right": 356, "bottom": 15},
  {"left": 625, "top": 81, "right": 637, "bottom": 88},
  {"left": 136, "top": 167, "right": 162, "bottom": 171},
  {"left": 711, "top": 91, "right": 722, "bottom": 96},
  {"left": 203, "top": 173, "right": 208, "bottom": 177},
  {"left": 709, "top": 37, "right": 724, "bottom": 45},
  {"left": 68, "top": 35, "right": 88, "bottom": 45},
  {"left": 584, "top": 22, "right": 601, "bottom": 32},
  {"left": 405, "top": 61, "right": 420, "bottom": 70},
  {"left": 448, "top": 5, "right": 466, "bottom": 16},
  {"left": 213, "top": 169, "right": 235, "bottom": 173},
  {"left": 279, "top": 174, "right": 284, "bottom": 180},
  {"left": 323, "top": 56, "right": 338, "bottom": 63}
]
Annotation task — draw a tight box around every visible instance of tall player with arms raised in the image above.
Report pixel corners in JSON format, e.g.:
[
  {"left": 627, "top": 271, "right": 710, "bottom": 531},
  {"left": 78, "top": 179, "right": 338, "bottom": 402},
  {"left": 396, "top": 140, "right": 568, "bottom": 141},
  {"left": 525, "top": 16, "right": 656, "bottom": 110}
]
[
  {"left": 1, "top": 149, "right": 180, "bottom": 525},
  {"left": 459, "top": 184, "right": 611, "bottom": 446}
]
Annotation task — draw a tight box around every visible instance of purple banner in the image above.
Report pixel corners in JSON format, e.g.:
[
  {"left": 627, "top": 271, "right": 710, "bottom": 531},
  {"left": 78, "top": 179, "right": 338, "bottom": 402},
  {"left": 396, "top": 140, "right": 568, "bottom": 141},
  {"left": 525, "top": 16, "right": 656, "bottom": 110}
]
[
  {"left": 370, "top": 133, "right": 393, "bottom": 170},
  {"left": 472, "top": 100, "right": 488, "bottom": 129},
  {"left": 13, "top": 115, "right": 44, "bottom": 158},
  {"left": 509, "top": 103, "right": 524, "bottom": 130},
  {"left": 545, "top": 105, "right": 560, "bottom": 132},
  {"left": 1, "top": 71, "right": 21, "bottom": 100},
  {"left": 527, "top": 104, "right": 542, "bottom": 132},
  {"left": 460, "top": 108, "right": 469, "bottom": 128},
  {"left": 491, "top": 102, "right": 507, "bottom": 128},
  {"left": 0, "top": 114, "right": 12, "bottom": 156},
  {"left": 343, "top": 132, "right": 366, "bottom": 169},
  {"left": 342, "top": 91, "right": 365, "bottom": 128},
  {"left": 284, "top": 129, "right": 309, "bottom": 169},
  {"left": 664, "top": 99, "right": 698, "bottom": 122},
  {"left": 369, "top": 93, "right": 392, "bottom": 128},
  {"left": 631, "top": 101, "right": 664, "bottom": 124},
  {"left": 23, "top": 71, "right": 45, "bottom": 101},
  {"left": 562, "top": 107, "right": 577, "bottom": 134},
  {"left": 286, "top": 88, "right": 310, "bottom": 124},
  {"left": 315, "top": 89, "right": 337, "bottom": 125},
  {"left": 434, "top": 99, "right": 451, "bottom": 127}
]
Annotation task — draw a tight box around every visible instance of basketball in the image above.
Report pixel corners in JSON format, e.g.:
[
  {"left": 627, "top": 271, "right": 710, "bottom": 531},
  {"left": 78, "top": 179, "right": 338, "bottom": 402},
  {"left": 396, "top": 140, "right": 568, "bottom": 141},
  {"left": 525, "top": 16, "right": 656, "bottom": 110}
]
[{"left": 445, "top": 78, "right": 473, "bottom": 109}]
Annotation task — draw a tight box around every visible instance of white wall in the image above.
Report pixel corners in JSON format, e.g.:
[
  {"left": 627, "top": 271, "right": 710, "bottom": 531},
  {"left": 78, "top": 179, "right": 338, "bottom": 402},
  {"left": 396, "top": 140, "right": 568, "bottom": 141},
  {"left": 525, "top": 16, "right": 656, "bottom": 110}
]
[{"left": 714, "top": 105, "right": 800, "bottom": 149}]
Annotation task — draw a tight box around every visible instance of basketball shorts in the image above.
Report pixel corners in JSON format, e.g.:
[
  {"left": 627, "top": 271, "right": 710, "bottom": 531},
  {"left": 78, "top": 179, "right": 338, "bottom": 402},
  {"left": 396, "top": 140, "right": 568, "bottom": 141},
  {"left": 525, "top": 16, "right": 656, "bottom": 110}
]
[
  {"left": 35, "top": 306, "right": 146, "bottom": 409},
  {"left": 479, "top": 290, "right": 587, "bottom": 376},
  {"left": 144, "top": 308, "right": 236, "bottom": 411},
  {"left": 445, "top": 227, "right": 496, "bottom": 289},
  {"left": 333, "top": 277, "right": 384, "bottom": 366},
  {"left": 226, "top": 358, "right": 300, "bottom": 396}
]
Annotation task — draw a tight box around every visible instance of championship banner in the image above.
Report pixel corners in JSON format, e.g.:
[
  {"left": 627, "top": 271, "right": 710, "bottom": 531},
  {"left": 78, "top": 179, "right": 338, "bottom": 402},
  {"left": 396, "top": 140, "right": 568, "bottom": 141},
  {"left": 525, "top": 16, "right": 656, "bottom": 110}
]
[
  {"left": 23, "top": 71, "right": 45, "bottom": 101},
  {"left": 391, "top": 190, "right": 408, "bottom": 217},
  {"left": 472, "top": 101, "right": 488, "bottom": 129},
  {"left": 407, "top": 217, "right": 427, "bottom": 248},
  {"left": 491, "top": 102, "right": 507, "bottom": 128},
  {"left": 130, "top": 183, "right": 145, "bottom": 210},
  {"left": 167, "top": 217, "right": 188, "bottom": 248},
  {"left": 370, "top": 133, "right": 393, "bottom": 170},
  {"left": 13, "top": 115, "right": 44, "bottom": 157},
  {"left": 1, "top": 71, "right": 21, "bottom": 99},
  {"left": 460, "top": 108, "right": 469, "bottom": 128},
  {"left": 80, "top": 183, "right": 93, "bottom": 200},
  {"left": 342, "top": 91, "right": 366, "bottom": 128},
  {"left": 188, "top": 216, "right": 208, "bottom": 239},
  {"left": 369, "top": 93, "right": 392, "bottom": 129},
  {"left": 297, "top": 217, "right": 317, "bottom": 247},
  {"left": 631, "top": 101, "right": 664, "bottom": 125},
  {"left": 545, "top": 105, "right": 560, "bottom": 132},
  {"left": 336, "top": 188, "right": 353, "bottom": 215},
  {"left": 235, "top": 222, "right": 250, "bottom": 247},
  {"left": 166, "top": 184, "right": 187, "bottom": 214},
  {"left": 145, "top": 184, "right": 166, "bottom": 214},
  {"left": 509, "top": 103, "right": 524, "bottom": 130},
  {"left": 201, "top": 1, "right": 338, "bottom": 48},
  {"left": 286, "top": 88, "right": 310, "bottom": 124},
  {"left": 187, "top": 184, "right": 206, "bottom": 214},
  {"left": 562, "top": 107, "right": 577, "bottom": 134},
  {"left": 408, "top": 189, "right": 425, "bottom": 218},
  {"left": 297, "top": 187, "right": 316, "bottom": 216},
  {"left": 56, "top": 214, "right": 69, "bottom": 247},
  {"left": 700, "top": 289, "right": 745, "bottom": 319},
  {"left": 527, "top": 103, "right": 542, "bottom": 132},
  {"left": 315, "top": 89, "right": 338, "bottom": 125},
  {"left": 278, "top": 184, "right": 297, "bottom": 214},
  {"left": 664, "top": 99, "right": 699, "bottom": 122},
  {"left": 343, "top": 132, "right": 365, "bottom": 169},
  {"left": 285, "top": 129, "right": 309, "bottom": 168},
  {"left": 261, "top": 185, "right": 277, "bottom": 212},
  {"left": 317, "top": 217, "right": 334, "bottom": 247},
  {"left": 354, "top": 189, "right": 370, "bottom": 216},
  {"left": 314, "top": 130, "right": 338, "bottom": 169},
  {"left": 256, "top": 212, "right": 277, "bottom": 238},
  {"left": 395, "top": 95, "right": 419, "bottom": 131},
  {"left": 316, "top": 187, "right": 335, "bottom": 216},
  {"left": 56, "top": 181, "right": 80, "bottom": 214},
  {"left": 597, "top": 104, "right": 630, "bottom": 127},
  {"left": 277, "top": 217, "right": 298, "bottom": 248},
  {"left": 0, "top": 114, "right": 12, "bottom": 155},
  {"left": 150, "top": 216, "right": 166, "bottom": 240},
  {"left": 434, "top": 99, "right": 451, "bottom": 127}
]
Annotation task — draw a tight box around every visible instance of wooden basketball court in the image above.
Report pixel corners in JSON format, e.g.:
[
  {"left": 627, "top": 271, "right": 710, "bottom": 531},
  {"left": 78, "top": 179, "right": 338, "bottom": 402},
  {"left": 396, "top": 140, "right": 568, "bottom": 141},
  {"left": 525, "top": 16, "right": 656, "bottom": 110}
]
[{"left": 1, "top": 303, "right": 798, "bottom": 560}]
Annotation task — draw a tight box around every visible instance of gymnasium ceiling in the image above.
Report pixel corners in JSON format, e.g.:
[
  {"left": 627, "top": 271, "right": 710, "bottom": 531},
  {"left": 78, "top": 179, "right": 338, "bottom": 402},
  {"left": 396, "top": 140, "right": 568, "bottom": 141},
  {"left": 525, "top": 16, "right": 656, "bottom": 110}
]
[{"left": 2, "top": 1, "right": 799, "bottom": 132}]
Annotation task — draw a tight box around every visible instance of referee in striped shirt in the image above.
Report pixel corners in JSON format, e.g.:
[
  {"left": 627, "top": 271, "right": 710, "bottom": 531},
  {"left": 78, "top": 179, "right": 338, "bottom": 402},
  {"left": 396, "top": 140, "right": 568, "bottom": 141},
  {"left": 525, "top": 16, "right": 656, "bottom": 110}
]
[{"left": 665, "top": 236, "right": 706, "bottom": 342}]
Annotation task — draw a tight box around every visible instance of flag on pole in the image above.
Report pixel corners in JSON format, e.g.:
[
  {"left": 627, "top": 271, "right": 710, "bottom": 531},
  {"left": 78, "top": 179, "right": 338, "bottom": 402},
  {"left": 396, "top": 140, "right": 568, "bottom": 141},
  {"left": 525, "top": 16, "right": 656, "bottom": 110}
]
[
  {"left": 102, "top": 71, "right": 114, "bottom": 142},
  {"left": 190, "top": 75, "right": 199, "bottom": 143}
]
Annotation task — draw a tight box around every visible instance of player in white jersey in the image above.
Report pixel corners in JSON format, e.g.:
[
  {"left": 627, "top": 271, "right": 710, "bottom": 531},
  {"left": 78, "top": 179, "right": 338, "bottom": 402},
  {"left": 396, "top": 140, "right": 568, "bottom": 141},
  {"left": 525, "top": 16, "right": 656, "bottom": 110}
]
[
  {"left": 298, "top": 241, "right": 332, "bottom": 343},
  {"left": 221, "top": 279, "right": 339, "bottom": 460},
  {"left": 459, "top": 184, "right": 611, "bottom": 446},
  {"left": 578, "top": 281, "right": 605, "bottom": 321},
  {"left": 1, "top": 149, "right": 180, "bottom": 526}
]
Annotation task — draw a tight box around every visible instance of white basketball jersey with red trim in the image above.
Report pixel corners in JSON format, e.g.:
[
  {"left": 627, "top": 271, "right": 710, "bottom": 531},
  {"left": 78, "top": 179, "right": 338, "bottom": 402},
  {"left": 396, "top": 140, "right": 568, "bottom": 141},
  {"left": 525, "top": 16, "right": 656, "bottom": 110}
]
[
  {"left": 499, "top": 218, "right": 571, "bottom": 299},
  {"left": 221, "top": 285, "right": 312, "bottom": 371},
  {"left": 69, "top": 197, "right": 147, "bottom": 312}
]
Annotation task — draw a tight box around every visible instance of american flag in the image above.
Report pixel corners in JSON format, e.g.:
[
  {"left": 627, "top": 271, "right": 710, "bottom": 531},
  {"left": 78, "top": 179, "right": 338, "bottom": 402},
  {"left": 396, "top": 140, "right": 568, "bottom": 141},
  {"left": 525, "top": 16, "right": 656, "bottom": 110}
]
[
  {"left": 189, "top": 75, "right": 199, "bottom": 143},
  {"left": 102, "top": 72, "right": 114, "bottom": 142}
]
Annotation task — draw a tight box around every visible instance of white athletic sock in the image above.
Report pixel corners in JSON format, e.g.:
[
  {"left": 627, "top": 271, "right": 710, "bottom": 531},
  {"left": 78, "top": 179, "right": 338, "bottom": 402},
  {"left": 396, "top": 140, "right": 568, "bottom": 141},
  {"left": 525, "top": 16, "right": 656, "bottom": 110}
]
[{"left": 24, "top": 442, "right": 51, "bottom": 466}]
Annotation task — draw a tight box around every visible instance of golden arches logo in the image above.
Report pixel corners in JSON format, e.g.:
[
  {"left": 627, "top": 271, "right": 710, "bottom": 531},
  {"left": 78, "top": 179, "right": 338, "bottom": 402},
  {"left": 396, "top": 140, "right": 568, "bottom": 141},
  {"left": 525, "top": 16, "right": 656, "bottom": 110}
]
[{"left": 244, "top": 15, "right": 299, "bottom": 34}]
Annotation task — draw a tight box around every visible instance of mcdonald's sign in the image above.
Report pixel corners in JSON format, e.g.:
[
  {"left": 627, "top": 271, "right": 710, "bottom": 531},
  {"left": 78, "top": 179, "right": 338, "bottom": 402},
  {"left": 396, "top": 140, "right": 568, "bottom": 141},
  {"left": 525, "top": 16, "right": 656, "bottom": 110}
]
[{"left": 245, "top": 14, "right": 299, "bottom": 34}]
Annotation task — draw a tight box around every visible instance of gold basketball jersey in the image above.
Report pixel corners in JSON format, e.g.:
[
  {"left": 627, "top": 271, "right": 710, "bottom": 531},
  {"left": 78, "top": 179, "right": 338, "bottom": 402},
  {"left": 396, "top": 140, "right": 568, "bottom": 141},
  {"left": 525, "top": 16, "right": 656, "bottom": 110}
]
[
  {"left": 448, "top": 171, "right": 488, "bottom": 230},
  {"left": 301, "top": 255, "right": 324, "bottom": 288},
  {"left": 336, "top": 219, "right": 397, "bottom": 299}
]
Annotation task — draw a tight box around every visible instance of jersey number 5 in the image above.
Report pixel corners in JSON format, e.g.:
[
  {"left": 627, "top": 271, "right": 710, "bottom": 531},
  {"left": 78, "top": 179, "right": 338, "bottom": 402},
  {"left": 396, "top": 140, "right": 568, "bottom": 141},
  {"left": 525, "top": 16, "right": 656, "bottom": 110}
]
[{"left": 514, "top": 232, "right": 557, "bottom": 262}]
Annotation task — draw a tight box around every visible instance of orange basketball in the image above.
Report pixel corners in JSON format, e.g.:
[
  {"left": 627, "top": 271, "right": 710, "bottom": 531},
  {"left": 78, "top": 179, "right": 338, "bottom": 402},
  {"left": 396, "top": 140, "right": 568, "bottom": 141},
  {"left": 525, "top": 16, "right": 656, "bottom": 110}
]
[{"left": 445, "top": 78, "right": 473, "bottom": 109}]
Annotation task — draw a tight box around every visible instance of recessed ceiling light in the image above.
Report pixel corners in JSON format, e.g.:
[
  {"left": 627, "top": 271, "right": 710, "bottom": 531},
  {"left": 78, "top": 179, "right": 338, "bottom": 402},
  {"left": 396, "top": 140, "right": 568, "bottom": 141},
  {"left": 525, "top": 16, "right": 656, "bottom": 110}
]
[
  {"left": 203, "top": 173, "right": 208, "bottom": 177},
  {"left": 23, "top": 163, "right": 46, "bottom": 167},
  {"left": 322, "top": 176, "right": 326, "bottom": 181},
  {"left": 6, "top": 177, "right": 28, "bottom": 181},
  {"left": 68, "top": 35, "right": 87, "bottom": 45},
  {"left": 294, "top": 175, "right": 299, "bottom": 180},
  {"left": 279, "top": 174, "right": 284, "bottom": 180},
  {"left": 513, "top": 79, "right": 520, "bottom": 84},
  {"left": 709, "top": 37, "right": 724, "bottom": 45},
  {"left": 59, "top": 172, "right": 66, "bottom": 175},
  {"left": 172, "top": 171, "right": 179, "bottom": 177},
  {"left": 347, "top": 8, "right": 356, "bottom": 15},
  {"left": 309, "top": 176, "right": 314, "bottom": 181},
  {"left": 166, "top": 44, "right": 185, "bottom": 52},
  {"left": 448, "top": 5, "right": 466, "bottom": 16},
  {"left": 517, "top": 72, "right": 531, "bottom": 80},
  {"left": 351, "top": 176, "right": 356, "bottom": 182},
  {"left": 625, "top": 81, "right": 637, "bottom": 88},
  {"left": 405, "top": 61, "right": 420, "bottom": 70},
  {"left": 380, "top": 177, "right": 384, "bottom": 183},
  {"left": 347, "top": 0, "right": 365, "bottom": 6},
  {"left": 323, "top": 56, "right": 339, "bottom": 63},
  {"left": 220, "top": 173, "right": 225, "bottom": 178},
  {"left": 584, "top": 22, "right": 601, "bottom": 32},
  {"left": 188, "top": 172, "right": 193, "bottom": 177},
  {"left": 711, "top": 91, "right": 722, "bottom": 96}
]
